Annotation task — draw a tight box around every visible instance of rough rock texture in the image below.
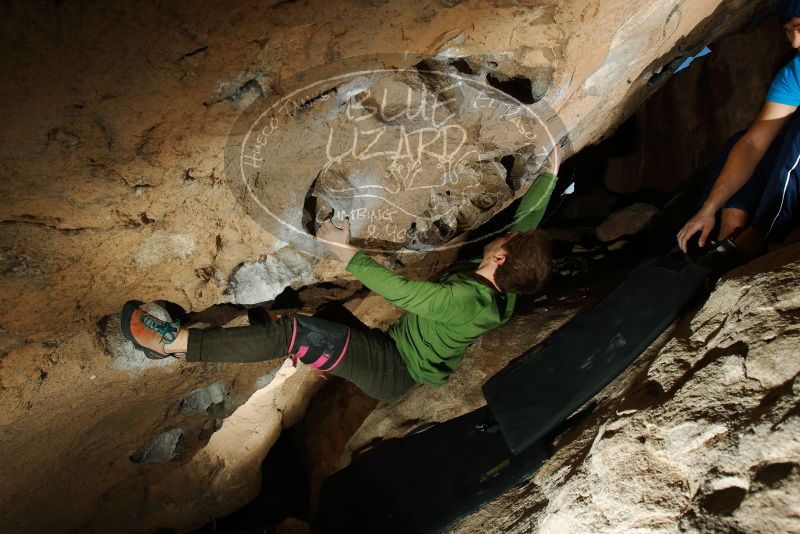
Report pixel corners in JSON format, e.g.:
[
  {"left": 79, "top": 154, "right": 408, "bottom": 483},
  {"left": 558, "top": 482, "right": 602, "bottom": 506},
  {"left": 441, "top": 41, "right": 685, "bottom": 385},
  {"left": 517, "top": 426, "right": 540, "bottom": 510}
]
[
  {"left": 601, "top": 13, "right": 794, "bottom": 195},
  {"left": 596, "top": 202, "right": 659, "bottom": 242},
  {"left": 103, "top": 361, "right": 321, "bottom": 533},
  {"left": 445, "top": 244, "right": 800, "bottom": 534},
  {"left": 304, "top": 6, "right": 800, "bottom": 532},
  {"left": 0, "top": 310, "right": 322, "bottom": 533},
  {"left": 0, "top": 0, "right": 784, "bottom": 532},
  {"left": 0, "top": 0, "right": 773, "bottom": 337}
]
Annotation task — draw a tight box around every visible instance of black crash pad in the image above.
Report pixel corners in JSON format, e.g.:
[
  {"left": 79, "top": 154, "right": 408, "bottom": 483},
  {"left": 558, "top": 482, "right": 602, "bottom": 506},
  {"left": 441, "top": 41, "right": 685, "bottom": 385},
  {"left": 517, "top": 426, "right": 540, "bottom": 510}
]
[
  {"left": 483, "top": 256, "right": 712, "bottom": 454},
  {"left": 313, "top": 408, "right": 549, "bottom": 534}
]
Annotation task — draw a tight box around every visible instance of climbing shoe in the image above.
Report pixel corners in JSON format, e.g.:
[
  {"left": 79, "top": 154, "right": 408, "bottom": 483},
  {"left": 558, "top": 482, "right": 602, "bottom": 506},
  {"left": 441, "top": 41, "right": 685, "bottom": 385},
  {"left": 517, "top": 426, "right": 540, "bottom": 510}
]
[
  {"left": 120, "top": 300, "right": 181, "bottom": 359},
  {"left": 688, "top": 237, "right": 753, "bottom": 275}
]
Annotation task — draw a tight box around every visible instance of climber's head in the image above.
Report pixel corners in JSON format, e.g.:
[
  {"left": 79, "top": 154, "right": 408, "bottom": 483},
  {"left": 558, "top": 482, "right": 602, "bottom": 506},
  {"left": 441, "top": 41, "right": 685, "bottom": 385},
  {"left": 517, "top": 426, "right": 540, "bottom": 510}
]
[
  {"left": 783, "top": 18, "right": 800, "bottom": 49},
  {"left": 479, "top": 230, "right": 552, "bottom": 294},
  {"left": 779, "top": 0, "right": 800, "bottom": 49}
]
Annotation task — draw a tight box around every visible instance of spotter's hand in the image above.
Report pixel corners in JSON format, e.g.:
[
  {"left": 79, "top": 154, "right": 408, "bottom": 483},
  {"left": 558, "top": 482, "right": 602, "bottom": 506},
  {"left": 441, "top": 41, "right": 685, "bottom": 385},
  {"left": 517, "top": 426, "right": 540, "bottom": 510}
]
[
  {"left": 677, "top": 206, "right": 716, "bottom": 253},
  {"left": 316, "top": 217, "right": 358, "bottom": 263}
]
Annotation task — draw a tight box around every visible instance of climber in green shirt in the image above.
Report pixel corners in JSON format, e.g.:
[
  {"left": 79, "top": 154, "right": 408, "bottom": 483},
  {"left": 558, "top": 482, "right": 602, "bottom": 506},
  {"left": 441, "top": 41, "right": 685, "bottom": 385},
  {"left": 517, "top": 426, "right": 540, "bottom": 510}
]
[
  {"left": 321, "top": 169, "right": 556, "bottom": 387},
  {"left": 121, "top": 152, "right": 559, "bottom": 400}
]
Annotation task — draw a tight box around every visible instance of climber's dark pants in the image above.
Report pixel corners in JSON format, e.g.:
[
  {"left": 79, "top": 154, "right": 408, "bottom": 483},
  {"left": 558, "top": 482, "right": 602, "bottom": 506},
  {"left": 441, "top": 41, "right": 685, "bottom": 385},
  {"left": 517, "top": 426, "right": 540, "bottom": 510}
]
[
  {"left": 700, "top": 113, "right": 800, "bottom": 241},
  {"left": 185, "top": 315, "right": 418, "bottom": 401}
]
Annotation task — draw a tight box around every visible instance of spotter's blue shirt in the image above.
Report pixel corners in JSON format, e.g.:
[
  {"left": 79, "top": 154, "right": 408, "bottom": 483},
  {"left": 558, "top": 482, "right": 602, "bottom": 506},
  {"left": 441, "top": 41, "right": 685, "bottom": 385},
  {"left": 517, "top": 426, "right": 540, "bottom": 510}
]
[{"left": 767, "top": 53, "right": 800, "bottom": 106}]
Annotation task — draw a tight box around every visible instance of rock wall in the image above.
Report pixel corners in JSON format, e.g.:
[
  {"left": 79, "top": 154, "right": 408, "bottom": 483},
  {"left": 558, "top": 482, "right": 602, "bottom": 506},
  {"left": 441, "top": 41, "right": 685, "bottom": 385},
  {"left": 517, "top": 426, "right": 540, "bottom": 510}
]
[
  {"left": 601, "top": 13, "right": 795, "bottom": 194},
  {"left": 0, "top": 0, "right": 774, "bottom": 335},
  {"left": 0, "top": 0, "right": 783, "bottom": 532},
  {"left": 447, "top": 244, "right": 800, "bottom": 534},
  {"left": 306, "top": 5, "right": 800, "bottom": 532}
]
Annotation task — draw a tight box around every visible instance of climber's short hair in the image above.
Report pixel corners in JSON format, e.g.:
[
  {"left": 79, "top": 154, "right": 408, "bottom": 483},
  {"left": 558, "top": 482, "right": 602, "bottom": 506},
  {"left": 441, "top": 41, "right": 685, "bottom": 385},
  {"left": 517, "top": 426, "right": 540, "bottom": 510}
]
[
  {"left": 778, "top": 0, "right": 800, "bottom": 24},
  {"left": 494, "top": 230, "right": 553, "bottom": 295}
]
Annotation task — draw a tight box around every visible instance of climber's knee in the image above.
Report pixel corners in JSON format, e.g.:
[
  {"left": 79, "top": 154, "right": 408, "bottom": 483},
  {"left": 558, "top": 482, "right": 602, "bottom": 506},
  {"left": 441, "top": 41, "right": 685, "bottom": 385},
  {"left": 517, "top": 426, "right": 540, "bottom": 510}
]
[
  {"left": 287, "top": 314, "right": 351, "bottom": 373},
  {"left": 719, "top": 207, "right": 749, "bottom": 241}
]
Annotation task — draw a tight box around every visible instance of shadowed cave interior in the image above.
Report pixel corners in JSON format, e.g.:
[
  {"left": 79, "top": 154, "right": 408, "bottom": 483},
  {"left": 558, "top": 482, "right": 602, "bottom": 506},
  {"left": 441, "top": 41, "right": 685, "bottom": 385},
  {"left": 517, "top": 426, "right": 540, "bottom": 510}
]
[{"left": 0, "top": 2, "right": 798, "bottom": 533}]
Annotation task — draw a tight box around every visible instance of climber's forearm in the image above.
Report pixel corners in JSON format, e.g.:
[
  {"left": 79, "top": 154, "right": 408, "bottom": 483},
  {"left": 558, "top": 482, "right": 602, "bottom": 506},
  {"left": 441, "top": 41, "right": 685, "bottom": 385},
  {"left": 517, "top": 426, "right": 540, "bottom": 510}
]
[
  {"left": 326, "top": 243, "right": 358, "bottom": 264},
  {"left": 316, "top": 217, "right": 357, "bottom": 263},
  {"left": 703, "top": 139, "right": 764, "bottom": 214},
  {"left": 704, "top": 100, "right": 794, "bottom": 213},
  {"left": 511, "top": 171, "right": 558, "bottom": 232}
]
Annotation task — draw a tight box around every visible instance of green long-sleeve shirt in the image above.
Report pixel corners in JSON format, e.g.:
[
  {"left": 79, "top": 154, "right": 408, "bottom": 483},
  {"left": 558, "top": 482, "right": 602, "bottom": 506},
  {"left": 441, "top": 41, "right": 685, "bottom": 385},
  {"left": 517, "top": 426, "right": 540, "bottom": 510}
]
[{"left": 345, "top": 172, "right": 558, "bottom": 386}]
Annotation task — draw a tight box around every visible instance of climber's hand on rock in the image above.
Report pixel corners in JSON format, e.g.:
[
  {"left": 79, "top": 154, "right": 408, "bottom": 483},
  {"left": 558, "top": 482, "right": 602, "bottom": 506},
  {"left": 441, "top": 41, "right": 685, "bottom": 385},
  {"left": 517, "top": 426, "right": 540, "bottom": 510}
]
[
  {"left": 317, "top": 217, "right": 351, "bottom": 247},
  {"left": 677, "top": 207, "right": 716, "bottom": 253},
  {"left": 317, "top": 217, "right": 357, "bottom": 263}
]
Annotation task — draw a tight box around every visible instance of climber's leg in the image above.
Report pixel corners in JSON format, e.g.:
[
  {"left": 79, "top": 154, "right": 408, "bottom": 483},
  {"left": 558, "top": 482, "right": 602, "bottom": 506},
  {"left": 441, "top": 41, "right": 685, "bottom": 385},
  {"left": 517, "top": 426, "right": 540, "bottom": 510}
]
[
  {"left": 121, "top": 300, "right": 292, "bottom": 361},
  {"left": 718, "top": 207, "right": 749, "bottom": 242},
  {"left": 122, "top": 302, "right": 417, "bottom": 400},
  {"left": 274, "top": 313, "right": 417, "bottom": 400},
  {"left": 190, "top": 312, "right": 417, "bottom": 400},
  {"left": 184, "top": 317, "right": 293, "bottom": 363},
  {"left": 751, "top": 113, "right": 800, "bottom": 244},
  {"left": 325, "top": 326, "right": 418, "bottom": 401}
]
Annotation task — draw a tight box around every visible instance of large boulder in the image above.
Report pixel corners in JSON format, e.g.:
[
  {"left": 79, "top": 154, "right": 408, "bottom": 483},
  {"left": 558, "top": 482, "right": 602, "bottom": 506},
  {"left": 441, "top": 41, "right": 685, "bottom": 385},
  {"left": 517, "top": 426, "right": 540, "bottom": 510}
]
[
  {"left": 446, "top": 243, "right": 800, "bottom": 533},
  {"left": 0, "top": 0, "right": 782, "bottom": 531}
]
